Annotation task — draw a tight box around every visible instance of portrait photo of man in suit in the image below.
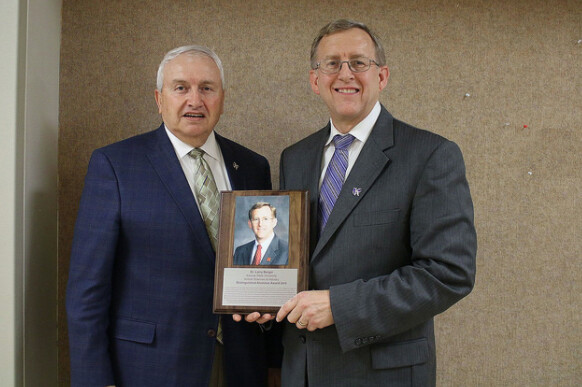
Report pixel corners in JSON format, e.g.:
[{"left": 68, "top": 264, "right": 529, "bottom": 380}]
[
  {"left": 233, "top": 202, "right": 289, "bottom": 266},
  {"left": 66, "top": 45, "right": 281, "bottom": 387},
  {"left": 238, "top": 19, "right": 477, "bottom": 387}
]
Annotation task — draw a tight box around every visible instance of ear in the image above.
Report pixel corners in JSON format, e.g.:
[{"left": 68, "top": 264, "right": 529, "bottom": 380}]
[
  {"left": 309, "top": 69, "right": 321, "bottom": 95},
  {"left": 247, "top": 220, "right": 253, "bottom": 230},
  {"left": 154, "top": 89, "right": 163, "bottom": 114},
  {"left": 378, "top": 66, "right": 390, "bottom": 92},
  {"left": 218, "top": 89, "right": 225, "bottom": 115}
]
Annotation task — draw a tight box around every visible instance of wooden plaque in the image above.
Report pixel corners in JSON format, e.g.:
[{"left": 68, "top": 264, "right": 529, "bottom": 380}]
[{"left": 213, "top": 190, "right": 309, "bottom": 314}]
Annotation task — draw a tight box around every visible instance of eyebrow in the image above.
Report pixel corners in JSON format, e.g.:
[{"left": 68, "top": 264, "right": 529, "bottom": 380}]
[
  {"left": 169, "top": 79, "right": 220, "bottom": 86},
  {"left": 199, "top": 80, "right": 220, "bottom": 87},
  {"left": 322, "top": 54, "right": 368, "bottom": 60}
]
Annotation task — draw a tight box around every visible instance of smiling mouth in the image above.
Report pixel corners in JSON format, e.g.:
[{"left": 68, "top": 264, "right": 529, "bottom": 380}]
[{"left": 335, "top": 88, "right": 359, "bottom": 94}]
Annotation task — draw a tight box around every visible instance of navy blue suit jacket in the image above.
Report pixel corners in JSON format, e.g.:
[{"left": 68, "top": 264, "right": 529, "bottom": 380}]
[
  {"left": 233, "top": 234, "right": 289, "bottom": 265},
  {"left": 66, "top": 125, "right": 280, "bottom": 386}
]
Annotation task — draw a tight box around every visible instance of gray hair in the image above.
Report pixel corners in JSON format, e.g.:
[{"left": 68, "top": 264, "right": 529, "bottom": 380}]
[
  {"left": 156, "top": 45, "right": 225, "bottom": 91},
  {"left": 310, "top": 19, "right": 386, "bottom": 69}
]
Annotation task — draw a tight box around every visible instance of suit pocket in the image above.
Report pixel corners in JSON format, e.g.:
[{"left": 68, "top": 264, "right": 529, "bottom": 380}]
[
  {"left": 370, "top": 338, "right": 429, "bottom": 369},
  {"left": 111, "top": 317, "right": 156, "bottom": 344},
  {"left": 353, "top": 209, "right": 400, "bottom": 227}
]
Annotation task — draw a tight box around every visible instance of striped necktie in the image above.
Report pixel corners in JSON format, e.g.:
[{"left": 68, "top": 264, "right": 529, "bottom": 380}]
[
  {"left": 318, "top": 134, "right": 355, "bottom": 234},
  {"left": 188, "top": 148, "right": 220, "bottom": 251},
  {"left": 189, "top": 148, "right": 223, "bottom": 344}
]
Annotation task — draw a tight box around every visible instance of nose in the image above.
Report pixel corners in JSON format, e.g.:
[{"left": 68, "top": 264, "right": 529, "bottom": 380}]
[
  {"left": 337, "top": 61, "right": 355, "bottom": 80},
  {"left": 186, "top": 89, "right": 203, "bottom": 106}
]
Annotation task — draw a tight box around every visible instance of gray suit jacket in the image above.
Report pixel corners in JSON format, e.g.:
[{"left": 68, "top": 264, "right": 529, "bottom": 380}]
[
  {"left": 233, "top": 234, "right": 289, "bottom": 265},
  {"left": 278, "top": 106, "right": 477, "bottom": 386}
]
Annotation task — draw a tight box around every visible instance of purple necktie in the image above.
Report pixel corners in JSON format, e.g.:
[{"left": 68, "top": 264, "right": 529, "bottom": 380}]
[{"left": 318, "top": 134, "right": 355, "bottom": 234}]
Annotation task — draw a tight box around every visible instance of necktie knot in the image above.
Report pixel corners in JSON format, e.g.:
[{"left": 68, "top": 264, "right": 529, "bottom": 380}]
[
  {"left": 189, "top": 148, "right": 204, "bottom": 159},
  {"left": 333, "top": 134, "right": 355, "bottom": 151}
]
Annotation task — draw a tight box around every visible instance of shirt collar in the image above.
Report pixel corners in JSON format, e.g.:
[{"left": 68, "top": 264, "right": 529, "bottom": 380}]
[
  {"left": 256, "top": 232, "right": 275, "bottom": 248},
  {"left": 164, "top": 125, "right": 220, "bottom": 162},
  {"left": 326, "top": 101, "right": 381, "bottom": 145}
]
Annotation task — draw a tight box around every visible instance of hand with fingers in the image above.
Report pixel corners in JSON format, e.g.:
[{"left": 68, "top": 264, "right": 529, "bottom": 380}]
[
  {"left": 232, "top": 312, "right": 276, "bottom": 324},
  {"left": 276, "top": 290, "right": 334, "bottom": 331}
]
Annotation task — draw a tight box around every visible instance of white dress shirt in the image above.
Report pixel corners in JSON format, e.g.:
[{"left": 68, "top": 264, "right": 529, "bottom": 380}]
[
  {"left": 164, "top": 127, "right": 232, "bottom": 208},
  {"left": 319, "top": 102, "right": 381, "bottom": 188}
]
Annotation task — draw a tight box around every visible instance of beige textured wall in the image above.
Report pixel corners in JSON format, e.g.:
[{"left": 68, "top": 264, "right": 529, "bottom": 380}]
[{"left": 58, "top": 0, "right": 582, "bottom": 385}]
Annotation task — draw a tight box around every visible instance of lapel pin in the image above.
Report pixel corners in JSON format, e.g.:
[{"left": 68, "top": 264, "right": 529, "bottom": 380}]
[
  {"left": 267, "top": 257, "right": 272, "bottom": 262},
  {"left": 352, "top": 187, "right": 362, "bottom": 196},
  {"left": 233, "top": 162, "right": 239, "bottom": 170}
]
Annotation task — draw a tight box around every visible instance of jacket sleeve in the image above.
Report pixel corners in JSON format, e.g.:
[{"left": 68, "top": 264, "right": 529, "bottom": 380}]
[{"left": 66, "top": 150, "right": 120, "bottom": 386}]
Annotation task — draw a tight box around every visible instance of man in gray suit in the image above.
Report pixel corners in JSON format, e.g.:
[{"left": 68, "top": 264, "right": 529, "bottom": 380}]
[
  {"left": 239, "top": 19, "right": 477, "bottom": 386},
  {"left": 272, "top": 20, "right": 477, "bottom": 387},
  {"left": 233, "top": 202, "right": 289, "bottom": 266}
]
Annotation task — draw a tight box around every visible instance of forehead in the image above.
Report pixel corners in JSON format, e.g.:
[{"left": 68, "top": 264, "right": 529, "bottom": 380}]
[
  {"left": 252, "top": 206, "right": 272, "bottom": 216},
  {"left": 163, "top": 53, "right": 221, "bottom": 85},
  {"left": 317, "top": 28, "right": 375, "bottom": 58}
]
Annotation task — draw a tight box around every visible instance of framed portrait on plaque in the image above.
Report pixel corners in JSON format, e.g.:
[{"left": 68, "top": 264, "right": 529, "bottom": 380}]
[{"left": 213, "top": 190, "right": 309, "bottom": 314}]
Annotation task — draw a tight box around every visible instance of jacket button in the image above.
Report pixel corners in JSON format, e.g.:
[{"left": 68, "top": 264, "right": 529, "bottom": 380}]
[
  {"left": 207, "top": 329, "right": 216, "bottom": 338},
  {"left": 299, "top": 335, "right": 306, "bottom": 344}
]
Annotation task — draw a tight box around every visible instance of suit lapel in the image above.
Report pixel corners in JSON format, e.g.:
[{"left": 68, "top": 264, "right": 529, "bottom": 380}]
[
  {"left": 263, "top": 234, "right": 280, "bottom": 260},
  {"left": 145, "top": 125, "right": 216, "bottom": 261},
  {"left": 312, "top": 107, "right": 395, "bottom": 262},
  {"left": 303, "top": 128, "right": 330, "bottom": 257},
  {"left": 216, "top": 134, "right": 245, "bottom": 190}
]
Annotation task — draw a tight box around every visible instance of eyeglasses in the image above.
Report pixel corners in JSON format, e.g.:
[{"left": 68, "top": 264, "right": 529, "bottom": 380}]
[
  {"left": 251, "top": 217, "right": 274, "bottom": 223},
  {"left": 315, "top": 57, "right": 380, "bottom": 74}
]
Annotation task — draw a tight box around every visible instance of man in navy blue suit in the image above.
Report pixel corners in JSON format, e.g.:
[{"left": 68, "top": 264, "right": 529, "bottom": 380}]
[
  {"left": 233, "top": 202, "right": 289, "bottom": 266},
  {"left": 66, "top": 45, "right": 281, "bottom": 387}
]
